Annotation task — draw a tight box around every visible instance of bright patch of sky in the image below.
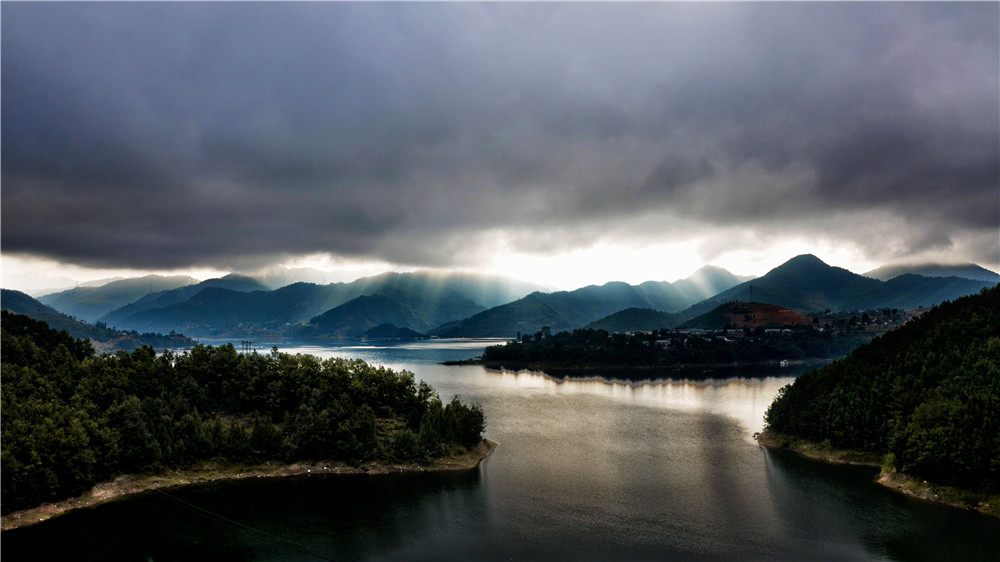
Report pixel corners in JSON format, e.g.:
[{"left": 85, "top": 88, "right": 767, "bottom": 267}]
[{"left": 2, "top": 3, "right": 997, "bottom": 294}]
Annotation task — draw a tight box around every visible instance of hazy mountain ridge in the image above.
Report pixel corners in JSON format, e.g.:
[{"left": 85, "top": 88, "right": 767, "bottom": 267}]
[
  {"left": 31, "top": 256, "right": 996, "bottom": 340},
  {"left": 675, "top": 255, "right": 996, "bottom": 323},
  {"left": 89, "top": 271, "right": 544, "bottom": 338},
  {"left": 441, "top": 256, "right": 996, "bottom": 337},
  {"left": 670, "top": 266, "right": 752, "bottom": 303},
  {"left": 101, "top": 274, "right": 270, "bottom": 327},
  {"left": 433, "top": 267, "right": 746, "bottom": 338},
  {"left": 848, "top": 274, "right": 998, "bottom": 311},
  {"left": 584, "top": 308, "right": 677, "bottom": 333},
  {"left": 290, "top": 284, "right": 489, "bottom": 339},
  {"left": 433, "top": 293, "right": 577, "bottom": 338},
  {"left": 678, "top": 255, "right": 878, "bottom": 319},
  {"left": 250, "top": 267, "right": 333, "bottom": 289},
  {"left": 290, "top": 295, "right": 425, "bottom": 339},
  {"left": 38, "top": 274, "right": 198, "bottom": 322},
  {"left": 0, "top": 289, "right": 196, "bottom": 352},
  {"left": 864, "top": 262, "right": 1000, "bottom": 283}
]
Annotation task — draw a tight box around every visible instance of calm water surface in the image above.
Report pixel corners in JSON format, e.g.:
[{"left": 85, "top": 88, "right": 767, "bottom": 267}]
[{"left": 6, "top": 340, "right": 999, "bottom": 561}]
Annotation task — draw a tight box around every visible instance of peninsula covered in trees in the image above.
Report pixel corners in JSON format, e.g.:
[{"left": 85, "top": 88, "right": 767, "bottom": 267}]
[
  {"left": 761, "top": 286, "right": 999, "bottom": 512},
  {"left": 465, "top": 318, "right": 873, "bottom": 374},
  {"left": 1, "top": 312, "right": 486, "bottom": 517}
]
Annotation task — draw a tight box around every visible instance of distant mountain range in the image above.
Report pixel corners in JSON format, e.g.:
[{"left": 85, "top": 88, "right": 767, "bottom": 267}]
[
  {"left": 0, "top": 289, "right": 197, "bottom": 352},
  {"left": 38, "top": 274, "right": 198, "bottom": 322},
  {"left": 432, "top": 265, "right": 745, "bottom": 337},
  {"left": 10, "top": 255, "right": 996, "bottom": 342},
  {"left": 677, "top": 255, "right": 994, "bottom": 322},
  {"left": 290, "top": 288, "right": 493, "bottom": 339},
  {"left": 98, "top": 274, "right": 269, "bottom": 328},
  {"left": 91, "top": 271, "right": 546, "bottom": 338},
  {"left": 864, "top": 262, "right": 1000, "bottom": 283},
  {"left": 671, "top": 265, "right": 755, "bottom": 302}
]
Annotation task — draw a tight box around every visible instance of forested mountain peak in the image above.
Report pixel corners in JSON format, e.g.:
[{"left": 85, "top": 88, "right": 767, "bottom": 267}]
[
  {"left": 762, "top": 254, "right": 860, "bottom": 285},
  {"left": 676, "top": 254, "right": 994, "bottom": 320}
]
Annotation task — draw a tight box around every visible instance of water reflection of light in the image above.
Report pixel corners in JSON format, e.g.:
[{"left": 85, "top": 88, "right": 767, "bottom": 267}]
[
  {"left": 257, "top": 341, "right": 797, "bottom": 440},
  {"left": 493, "top": 369, "right": 794, "bottom": 439},
  {"left": 376, "top": 338, "right": 508, "bottom": 350}
]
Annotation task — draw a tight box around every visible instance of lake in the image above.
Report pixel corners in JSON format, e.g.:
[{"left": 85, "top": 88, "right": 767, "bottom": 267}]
[{"left": 5, "top": 339, "right": 999, "bottom": 561}]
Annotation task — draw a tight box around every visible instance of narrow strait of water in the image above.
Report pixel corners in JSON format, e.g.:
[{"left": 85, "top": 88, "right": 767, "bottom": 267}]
[{"left": 6, "top": 340, "right": 999, "bottom": 561}]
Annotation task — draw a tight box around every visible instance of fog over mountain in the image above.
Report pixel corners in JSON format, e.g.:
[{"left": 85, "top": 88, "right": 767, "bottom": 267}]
[
  {"left": 39, "top": 275, "right": 198, "bottom": 322},
  {"left": 864, "top": 263, "right": 1000, "bottom": 284},
  {"left": 7, "top": 254, "right": 995, "bottom": 341},
  {"left": 2, "top": 2, "right": 997, "bottom": 290}
]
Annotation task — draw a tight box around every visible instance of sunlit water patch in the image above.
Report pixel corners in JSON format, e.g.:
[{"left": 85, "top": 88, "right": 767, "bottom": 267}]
[
  {"left": 489, "top": 369, "right": 794, "bottom": 437},
  {"left": 7, "top": 341, "right": 998, "bottom": 560}
]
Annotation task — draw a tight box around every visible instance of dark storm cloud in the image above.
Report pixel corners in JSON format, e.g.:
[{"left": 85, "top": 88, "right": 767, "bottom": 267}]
[{"left": 3, "top": 2, "right": 997, "bottom": 270}]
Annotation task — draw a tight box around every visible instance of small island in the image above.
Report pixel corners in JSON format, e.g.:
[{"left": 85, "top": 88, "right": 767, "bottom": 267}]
[
  {"left": 1, "top": 312, "right": 488, "bottom": 529},
  {"left": 451, "top": 319, "right": 873, "bottom": 375},
  {"left": 759, "top": 286, "right": 1000, "bottom": 517}
]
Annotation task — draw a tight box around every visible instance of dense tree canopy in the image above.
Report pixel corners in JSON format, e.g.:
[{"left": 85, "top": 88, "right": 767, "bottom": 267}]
[
  {"left": 480, "top": 325, "right": 868, "bottom": 368},
  {"left": 764, "top": 286, "right": 1000, "bottom": 493},
  {"left": 1, "top": 312, "right": 485, "bottom": 514}
]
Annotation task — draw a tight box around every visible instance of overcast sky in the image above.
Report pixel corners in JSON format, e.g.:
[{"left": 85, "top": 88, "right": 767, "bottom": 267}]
[{"left": 3, "top": 2, "right": 998, "bottom": 291}]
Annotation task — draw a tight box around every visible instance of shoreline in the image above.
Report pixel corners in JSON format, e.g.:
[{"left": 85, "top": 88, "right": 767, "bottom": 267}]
[
  {"left": 755, "top": 431, "right": 999, "bottom": 518},
  {"left": 1, "top": 439, "right": 496, "bottom": 532},
  {"left": 446, "top": 358, "right": 829, "bottom": 376}
]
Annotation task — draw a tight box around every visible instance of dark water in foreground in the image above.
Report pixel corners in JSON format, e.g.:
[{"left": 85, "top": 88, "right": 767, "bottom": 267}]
[{"left": 6, "top": 341, "right": 999, "bottom": 561}]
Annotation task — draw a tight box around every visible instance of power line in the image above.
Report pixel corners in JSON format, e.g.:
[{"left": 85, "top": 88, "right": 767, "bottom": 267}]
[{"left": 155, "top": 489, "right": 338, "bottom": 561}]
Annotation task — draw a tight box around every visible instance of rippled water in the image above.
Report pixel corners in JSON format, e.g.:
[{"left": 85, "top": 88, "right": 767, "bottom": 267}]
[{"left": 6, "top": 340, "right": 999, "bottom": 561}]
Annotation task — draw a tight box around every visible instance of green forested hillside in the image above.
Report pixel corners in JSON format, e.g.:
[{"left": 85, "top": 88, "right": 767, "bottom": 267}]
[
  {"left": 38, "top": 274, "right": 197, "bottom": 322},
  {"left": 1, "top": 291, "right": 196, "bottom": 352},
  {"left": 434, "top": 280, "right": 696, "bottom": 338},
  {"left": 682, "top": 301, "right": 814, "bottom": 330},
  {"left": 584, "top": 307, "right": 677, "bottom": 332},
  {"left": 433, "top": 292, "right": 576, "bottom": 337},
  {"left": 865, "top": 262, "right": 1000, "bottom": 283},
  {"left": 679, "top": 254, "right": 995, "bottom": 321},
  {"left": 764, "top": 286, "right": 1000, "bottom": 493},
  {"left": 480, "top": 325, "right": 867, "bottom": 369},
  {"left": 98, "top": 271, "right": 538, "bottom": 337},
  {"left": 99, "top": 275, "right": 271, "bottom": 328},
  {"left": 291, "top": 294, "right": 426, "bottom": 338},
  {"left": 1, "top": 313, "right": 485, "bottom": 514},
  {"left": 439, "top": 255, "right": 994, "bottom": 337}
]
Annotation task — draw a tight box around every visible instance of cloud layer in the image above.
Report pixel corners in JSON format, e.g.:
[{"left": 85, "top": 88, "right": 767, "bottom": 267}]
[{"left": 3, "top": 3, "right": 997, "bottom": 272}]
